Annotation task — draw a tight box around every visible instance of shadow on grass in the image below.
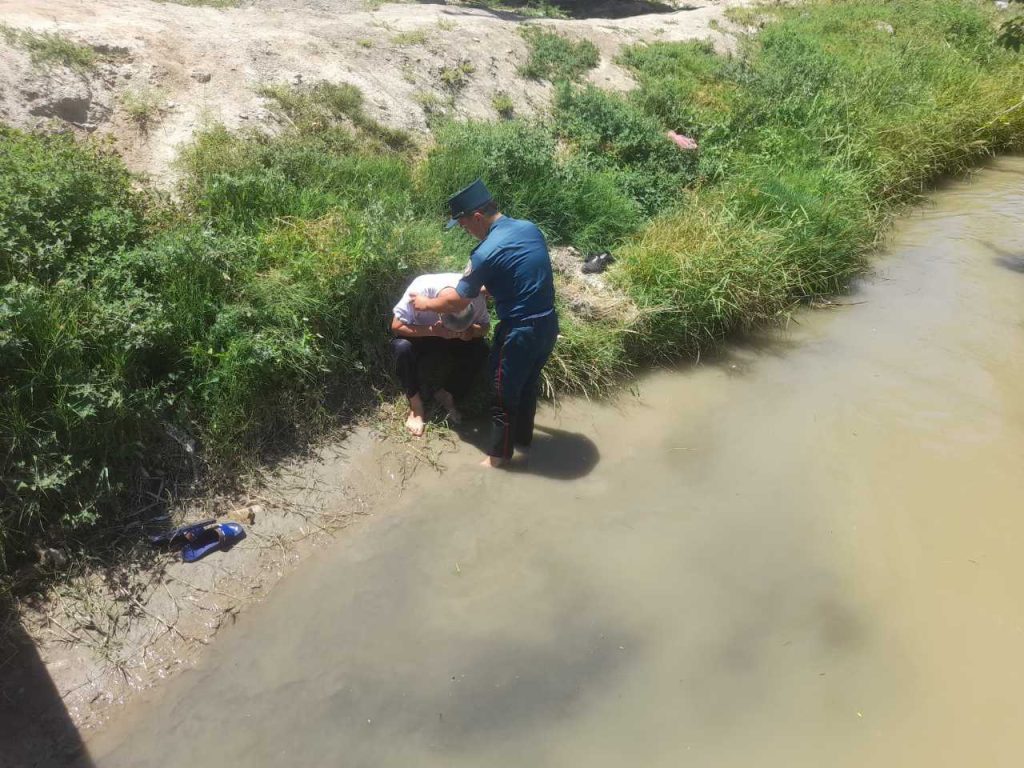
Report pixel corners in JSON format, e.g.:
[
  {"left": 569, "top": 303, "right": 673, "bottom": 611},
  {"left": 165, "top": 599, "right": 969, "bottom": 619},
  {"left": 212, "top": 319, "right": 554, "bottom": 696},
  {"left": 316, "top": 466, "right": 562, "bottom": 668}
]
[{"left": 0, "top": 603, "right": 93, "bottom": 768}]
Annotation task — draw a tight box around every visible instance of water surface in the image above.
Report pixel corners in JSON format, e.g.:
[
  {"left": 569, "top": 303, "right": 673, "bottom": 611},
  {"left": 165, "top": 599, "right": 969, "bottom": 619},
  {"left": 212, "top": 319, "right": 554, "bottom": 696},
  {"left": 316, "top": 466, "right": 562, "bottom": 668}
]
[{"left": 86, "top": 158, "right": 1024, "bottom": 767}]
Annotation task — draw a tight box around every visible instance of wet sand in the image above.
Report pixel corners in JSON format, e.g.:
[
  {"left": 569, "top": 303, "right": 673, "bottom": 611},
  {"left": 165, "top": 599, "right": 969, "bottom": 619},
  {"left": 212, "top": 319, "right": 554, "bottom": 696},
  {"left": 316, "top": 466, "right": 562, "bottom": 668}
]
[{"left": 83, "top": 157, "right": 1024, "bottom": 767}]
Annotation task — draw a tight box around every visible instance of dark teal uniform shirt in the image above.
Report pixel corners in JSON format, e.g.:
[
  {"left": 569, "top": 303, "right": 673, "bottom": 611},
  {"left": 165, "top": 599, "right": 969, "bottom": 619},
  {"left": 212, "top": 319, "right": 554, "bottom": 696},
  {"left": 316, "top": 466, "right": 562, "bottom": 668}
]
[{"left": 455, "top": 216, "right": 555, "bottom": 322}]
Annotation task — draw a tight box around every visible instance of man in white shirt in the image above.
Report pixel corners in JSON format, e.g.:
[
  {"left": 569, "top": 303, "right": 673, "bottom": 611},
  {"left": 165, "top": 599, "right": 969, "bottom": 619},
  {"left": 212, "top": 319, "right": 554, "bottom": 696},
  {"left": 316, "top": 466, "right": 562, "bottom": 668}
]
[{"left": 391, "top": 273, "right": 490, "bottom": 436}]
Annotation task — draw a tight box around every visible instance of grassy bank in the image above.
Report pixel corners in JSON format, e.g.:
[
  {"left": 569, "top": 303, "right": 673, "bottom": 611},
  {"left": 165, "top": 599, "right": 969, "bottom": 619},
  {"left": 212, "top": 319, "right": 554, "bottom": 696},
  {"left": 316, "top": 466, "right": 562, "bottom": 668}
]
[{"left": 2, "top": 0, "right": 1023, "bottom": 578}]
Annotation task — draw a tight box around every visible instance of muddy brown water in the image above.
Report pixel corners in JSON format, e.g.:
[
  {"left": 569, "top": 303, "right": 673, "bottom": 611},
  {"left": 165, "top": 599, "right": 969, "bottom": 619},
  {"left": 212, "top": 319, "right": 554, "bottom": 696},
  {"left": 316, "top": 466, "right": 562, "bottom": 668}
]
[{"left": 83, "top": 158, "right": 1024, "bottom": 767}]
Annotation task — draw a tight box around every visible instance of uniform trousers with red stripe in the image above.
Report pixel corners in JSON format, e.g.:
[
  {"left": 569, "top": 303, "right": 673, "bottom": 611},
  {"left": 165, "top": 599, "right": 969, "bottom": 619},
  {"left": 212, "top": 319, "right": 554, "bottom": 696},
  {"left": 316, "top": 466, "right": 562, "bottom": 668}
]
[{"left": 487, "top": 311, "right": 559, "bottom": 460}]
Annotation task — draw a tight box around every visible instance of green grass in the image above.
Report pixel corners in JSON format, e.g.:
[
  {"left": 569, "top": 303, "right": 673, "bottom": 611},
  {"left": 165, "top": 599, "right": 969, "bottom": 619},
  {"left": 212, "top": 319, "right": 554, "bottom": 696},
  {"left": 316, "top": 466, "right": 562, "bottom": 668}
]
[
  {"left": 439, "top": 61, "right": 476, "bottom": 92},
  {"left": 613, "top": 0, "right": 1024, "bottom": 359},
  {"left": 392, "top": 29, "right": 429, "bottom": 46},
  {"left": 518, "top": 27, "right": 599, "bottom": 82},
  {"left": 553, "top": 81, "right": 700, "bottom": 214},
  {"left": 121, "top": 88, "right": 164, "bottom": 132},
  {"left": 414, "top": 89, "right": 448, "bottom": 119},
  {"left": 0, "top": 23, "right": 98, "bottom": 71},
  {"left": 3, "top": 0, "right": 1024, "bottom": 582},
  {"left": 258, "top": 81, "right": 413, "bottom": 152},
  {"left": 492, "top": 91, "right": 515, "bottom": 118}
]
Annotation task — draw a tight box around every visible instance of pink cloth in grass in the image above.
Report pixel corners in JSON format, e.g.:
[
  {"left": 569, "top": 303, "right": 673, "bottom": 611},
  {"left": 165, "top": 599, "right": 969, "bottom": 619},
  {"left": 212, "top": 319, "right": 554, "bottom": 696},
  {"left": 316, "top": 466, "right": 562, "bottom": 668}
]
[{"left": 666, "top": 131, "right": 698, "bottom": 151}]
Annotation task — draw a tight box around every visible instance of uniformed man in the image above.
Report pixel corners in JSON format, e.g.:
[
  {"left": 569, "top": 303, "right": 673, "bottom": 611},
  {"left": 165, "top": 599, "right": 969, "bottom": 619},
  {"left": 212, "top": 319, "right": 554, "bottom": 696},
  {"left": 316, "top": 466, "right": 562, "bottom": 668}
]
[{"left": 411, "top": 178, "right": 558, "bottom": 468}]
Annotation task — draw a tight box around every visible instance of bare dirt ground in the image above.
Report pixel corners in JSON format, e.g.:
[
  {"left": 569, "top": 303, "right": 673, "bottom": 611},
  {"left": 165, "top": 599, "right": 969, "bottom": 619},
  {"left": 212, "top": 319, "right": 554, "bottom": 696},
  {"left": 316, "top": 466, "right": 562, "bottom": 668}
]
[
  {"left": 0, "top": 0, "right": 749, "bottom": 761},
  {"left": 0, "top": 0, "right": 744, "bottom": 184}
]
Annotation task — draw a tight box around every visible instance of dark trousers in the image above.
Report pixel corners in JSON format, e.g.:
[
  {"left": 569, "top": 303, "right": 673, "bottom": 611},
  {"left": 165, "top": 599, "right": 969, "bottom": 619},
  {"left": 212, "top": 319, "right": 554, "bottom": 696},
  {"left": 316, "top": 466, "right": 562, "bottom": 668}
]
[
  {"left": 391, "top": 336, "right": 489, "bottom": 401},
  {"left": 488, "top": 312, "right": 559, "bottom": 459}
]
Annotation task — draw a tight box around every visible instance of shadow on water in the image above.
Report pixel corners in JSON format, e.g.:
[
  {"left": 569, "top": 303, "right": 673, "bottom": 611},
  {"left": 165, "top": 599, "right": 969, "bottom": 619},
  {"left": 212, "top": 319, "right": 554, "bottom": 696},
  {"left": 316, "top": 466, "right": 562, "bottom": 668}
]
[
  {"left": 0, "top": 603, "right": 93, "bottom": 768},
  {"left": 979, "top": 240, "right": 1024, "bottom": 274},
  {"left": 995, "top": 255, "right": 1024, "bottom": 274},
  {"left": 661, "top": 318, "right": 812, "bottom": 382},
  {"left": 453, "top": 421, "right": 600, "bottom": 479},
  {"left": 991, "top": 256, "right": 1024, "bottom": 274}
]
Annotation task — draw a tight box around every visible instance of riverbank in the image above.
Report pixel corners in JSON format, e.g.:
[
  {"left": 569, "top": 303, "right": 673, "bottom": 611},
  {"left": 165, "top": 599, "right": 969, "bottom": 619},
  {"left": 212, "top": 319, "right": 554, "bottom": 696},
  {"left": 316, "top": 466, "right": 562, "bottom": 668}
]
[
  {"left": 84, "top": 155, "right": 1024, "bottom": 767},
  {"left": 1, "top": 414, "right": 505, "bottom": 761},
  {"left": 4, "top": 0, "right": 1022, "bottom": 575},
  {"left": 2, "top": 0, "right": 1024, "bottom": 753}
]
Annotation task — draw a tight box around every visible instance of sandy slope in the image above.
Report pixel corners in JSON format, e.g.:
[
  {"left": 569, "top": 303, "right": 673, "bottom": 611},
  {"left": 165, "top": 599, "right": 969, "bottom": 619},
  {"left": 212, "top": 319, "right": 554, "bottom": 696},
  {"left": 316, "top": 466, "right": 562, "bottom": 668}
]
[{"left": 0, "top": 0, "right": 745, "bottom": 184}]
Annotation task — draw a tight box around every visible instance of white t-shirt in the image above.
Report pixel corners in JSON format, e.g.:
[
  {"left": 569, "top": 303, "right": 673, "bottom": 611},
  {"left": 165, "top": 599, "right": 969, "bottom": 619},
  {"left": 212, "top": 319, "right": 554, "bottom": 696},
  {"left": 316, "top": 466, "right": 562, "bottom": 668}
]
[{"left": 392, "top": 273, "right": 489, "bottom": 328}]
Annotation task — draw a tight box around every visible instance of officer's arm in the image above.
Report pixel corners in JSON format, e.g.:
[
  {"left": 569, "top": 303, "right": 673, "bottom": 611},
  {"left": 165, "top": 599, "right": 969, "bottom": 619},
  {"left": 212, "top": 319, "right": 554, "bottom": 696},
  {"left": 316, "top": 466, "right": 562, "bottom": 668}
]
[{"left": 410, "top": 292, "right": 470, "bottom": 314}]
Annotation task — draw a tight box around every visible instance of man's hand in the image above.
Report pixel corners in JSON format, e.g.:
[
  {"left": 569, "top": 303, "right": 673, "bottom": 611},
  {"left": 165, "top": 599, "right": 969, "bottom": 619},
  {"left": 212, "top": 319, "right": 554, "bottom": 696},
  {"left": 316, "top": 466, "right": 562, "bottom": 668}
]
[
  {"left": 430, "top": 321, "right": 456, "bottom": 339},
  {"left": 391, "top": 315, "right": 457, "bottom": 339},
  {"left": 464, "top": 323, "right": 487, "bottom": 340},
  {"left": 410, "top": 292, "right": 435, "bottom": 313}
]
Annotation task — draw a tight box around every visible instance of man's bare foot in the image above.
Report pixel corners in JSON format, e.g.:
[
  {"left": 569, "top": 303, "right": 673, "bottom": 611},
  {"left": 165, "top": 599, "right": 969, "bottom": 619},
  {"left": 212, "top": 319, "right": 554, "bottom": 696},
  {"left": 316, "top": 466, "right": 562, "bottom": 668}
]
[
  {"left": 405, "top": 411, "right": 425, "bottom": 437},
  {"left": 480, "top": 456, "right": 508, "bottom": 468},
  {"left": 433, "top": 389, "right": 462, "bottom": 424}
]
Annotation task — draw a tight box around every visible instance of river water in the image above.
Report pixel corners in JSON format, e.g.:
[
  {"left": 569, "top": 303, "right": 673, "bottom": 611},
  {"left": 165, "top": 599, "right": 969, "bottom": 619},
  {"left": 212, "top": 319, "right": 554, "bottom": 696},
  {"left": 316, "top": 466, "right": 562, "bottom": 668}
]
[{"left": 83, "top": 158, "right": 1024, "bottom": 767}]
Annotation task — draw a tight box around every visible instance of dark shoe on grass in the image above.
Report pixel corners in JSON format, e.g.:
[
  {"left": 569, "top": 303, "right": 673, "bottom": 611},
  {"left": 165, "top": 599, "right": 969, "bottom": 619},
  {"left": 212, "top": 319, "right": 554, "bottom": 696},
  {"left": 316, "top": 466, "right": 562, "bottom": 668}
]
[{"left": 582, "top": 251, "right": 614, "bottom": 274}]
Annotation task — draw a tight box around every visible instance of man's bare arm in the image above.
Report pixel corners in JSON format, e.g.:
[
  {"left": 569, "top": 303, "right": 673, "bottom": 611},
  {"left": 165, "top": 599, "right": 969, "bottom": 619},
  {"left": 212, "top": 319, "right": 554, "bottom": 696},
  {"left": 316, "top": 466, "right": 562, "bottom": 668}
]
[{"left": 391, "top": 316, "right": 455, "bottom": 339}]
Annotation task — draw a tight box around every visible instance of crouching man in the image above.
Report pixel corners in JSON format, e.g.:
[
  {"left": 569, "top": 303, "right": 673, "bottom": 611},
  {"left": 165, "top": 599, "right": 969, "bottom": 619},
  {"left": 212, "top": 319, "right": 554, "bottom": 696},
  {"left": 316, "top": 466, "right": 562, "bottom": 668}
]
[{"left": 391, "top": 273, "right": 490, "bottom": 436}]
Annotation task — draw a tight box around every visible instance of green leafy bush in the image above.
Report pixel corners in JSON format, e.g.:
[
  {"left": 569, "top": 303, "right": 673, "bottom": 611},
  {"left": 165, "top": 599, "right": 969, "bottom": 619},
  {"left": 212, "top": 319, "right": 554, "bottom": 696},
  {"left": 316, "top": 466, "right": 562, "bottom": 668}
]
[
  {"left": 553, "top": 83, "right": 699, "bottom": 214},
  {"left": 619, "top": 42, "right": 738, "bottom": 181},
  {"left": 1, "top": 131, "right": 159, "bottom": 568},
  {"left": 998, "top": 16, "right": 1024, "bottom": 52},
  {"left": 419, "top": 119, "right": 640, "bottom": 251}
]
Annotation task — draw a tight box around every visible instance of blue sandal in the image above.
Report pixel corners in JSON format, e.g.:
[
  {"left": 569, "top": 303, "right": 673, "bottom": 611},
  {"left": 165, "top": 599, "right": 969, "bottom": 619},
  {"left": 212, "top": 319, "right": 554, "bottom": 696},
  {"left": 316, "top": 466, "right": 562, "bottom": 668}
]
[
  {"left": 148, "top": 519, "right": 216, "bottom": 548},
  {"left": 181, "top": 522, "right": 247, "bottom": 563}
]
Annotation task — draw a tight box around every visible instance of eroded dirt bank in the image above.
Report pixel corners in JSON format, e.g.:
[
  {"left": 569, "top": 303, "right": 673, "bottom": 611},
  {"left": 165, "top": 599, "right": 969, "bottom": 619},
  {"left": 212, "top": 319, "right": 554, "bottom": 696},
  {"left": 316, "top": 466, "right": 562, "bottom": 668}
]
[
  {"left": 0, "top": 0, "right": 743, "bottom": 184},
  {"left": 80, "top": 159, "right": 1024, "bottom": 767}
]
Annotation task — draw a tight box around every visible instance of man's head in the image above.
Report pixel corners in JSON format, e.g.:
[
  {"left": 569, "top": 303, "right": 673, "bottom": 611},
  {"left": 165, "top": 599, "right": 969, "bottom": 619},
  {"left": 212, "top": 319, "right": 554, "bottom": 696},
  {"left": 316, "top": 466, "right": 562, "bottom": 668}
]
[
  {"left": 446, "top": 178, "right": 499, "bottom": 240},
  {"left": 438, "top": 286, "right": 475, "bottom": 332}
]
